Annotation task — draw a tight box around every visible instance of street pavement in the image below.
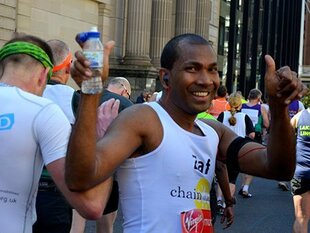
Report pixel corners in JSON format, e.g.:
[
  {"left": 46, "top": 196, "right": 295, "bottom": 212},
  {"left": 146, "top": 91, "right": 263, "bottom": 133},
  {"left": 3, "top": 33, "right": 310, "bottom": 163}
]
[
  {"left": 85, "top": 177, "right": 298, "bottom": 233},
  {"left": 214, "top": 177, "right": 295, "bottom": 233}
]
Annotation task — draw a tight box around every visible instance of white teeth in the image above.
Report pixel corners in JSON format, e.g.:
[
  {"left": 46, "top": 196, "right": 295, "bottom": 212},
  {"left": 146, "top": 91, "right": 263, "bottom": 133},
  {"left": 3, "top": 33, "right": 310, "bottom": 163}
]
[{"left": 193, "top": 92, "right": 209, "bottom": 97}]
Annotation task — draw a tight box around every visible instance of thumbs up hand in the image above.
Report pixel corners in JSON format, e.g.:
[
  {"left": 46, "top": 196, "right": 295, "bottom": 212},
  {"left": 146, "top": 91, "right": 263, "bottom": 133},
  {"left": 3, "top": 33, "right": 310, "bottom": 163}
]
[{"left": 264, "top": 55, "right": 308, "bottom": 106}]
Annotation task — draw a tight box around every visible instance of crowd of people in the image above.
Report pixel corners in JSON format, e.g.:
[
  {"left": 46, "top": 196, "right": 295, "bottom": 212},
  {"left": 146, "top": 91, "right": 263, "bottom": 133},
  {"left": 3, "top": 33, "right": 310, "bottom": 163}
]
[{"left": 0, "top": 31, "right": 309, "bottom": 233}]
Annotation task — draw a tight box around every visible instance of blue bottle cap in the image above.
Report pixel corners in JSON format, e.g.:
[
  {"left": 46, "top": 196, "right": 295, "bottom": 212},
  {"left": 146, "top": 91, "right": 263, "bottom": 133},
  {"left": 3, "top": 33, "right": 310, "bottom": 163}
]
[{"left": 76, "top": 31, "right": 100, "bottom": 43}]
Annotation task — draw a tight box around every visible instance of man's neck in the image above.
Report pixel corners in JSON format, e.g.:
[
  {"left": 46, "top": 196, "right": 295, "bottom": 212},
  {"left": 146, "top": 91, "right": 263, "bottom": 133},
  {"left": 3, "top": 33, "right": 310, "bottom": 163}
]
[
  {"left": 247, "top": 99, "right": 259, "bottom": 106},
  {"left": 48, "top": 79, "right": 63, "bottom": 85},
  {"left": 49, "top": 76, "right": 65, "bottom": 85},
  {"left": 158, "top": 99, "right": 197, "bottom": 132}
]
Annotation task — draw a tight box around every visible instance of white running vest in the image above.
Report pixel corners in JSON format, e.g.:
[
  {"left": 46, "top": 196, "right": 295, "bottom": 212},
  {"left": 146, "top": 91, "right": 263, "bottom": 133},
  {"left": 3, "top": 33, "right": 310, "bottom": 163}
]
[
  {"left": 222, "top": 111, "right": 247, "bottom": 137},
  {"left": 116, "top": 102, "right": 219, "bottom": 233}
]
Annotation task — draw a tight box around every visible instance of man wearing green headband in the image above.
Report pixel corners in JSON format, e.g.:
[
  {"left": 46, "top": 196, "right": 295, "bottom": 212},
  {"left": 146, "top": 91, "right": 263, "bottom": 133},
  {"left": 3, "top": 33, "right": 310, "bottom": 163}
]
[{"left": 0, "top": 34, "right": 112, "bottom": 233}]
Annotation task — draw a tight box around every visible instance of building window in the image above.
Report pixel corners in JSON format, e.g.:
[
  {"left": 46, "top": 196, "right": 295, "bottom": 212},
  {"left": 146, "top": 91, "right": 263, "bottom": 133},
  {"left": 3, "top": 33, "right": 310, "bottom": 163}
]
[{"left": 218, "top": 16, "right": 225, "bottom": 55}]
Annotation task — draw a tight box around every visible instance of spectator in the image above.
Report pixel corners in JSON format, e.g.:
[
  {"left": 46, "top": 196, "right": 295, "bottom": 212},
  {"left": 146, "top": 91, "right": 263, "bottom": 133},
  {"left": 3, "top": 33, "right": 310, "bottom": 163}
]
[
  {"left": 135, "top": 90, "right": 148, "bottom": 103},
  {"left": 149, "top": 90, "right": 163, "bottom": 102}
]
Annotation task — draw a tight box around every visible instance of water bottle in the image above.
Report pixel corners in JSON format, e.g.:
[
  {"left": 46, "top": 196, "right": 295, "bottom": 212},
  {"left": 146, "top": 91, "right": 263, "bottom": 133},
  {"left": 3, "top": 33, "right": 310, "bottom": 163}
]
[{"left": 79, "top": 26, "right": 104, "bottom": 94}]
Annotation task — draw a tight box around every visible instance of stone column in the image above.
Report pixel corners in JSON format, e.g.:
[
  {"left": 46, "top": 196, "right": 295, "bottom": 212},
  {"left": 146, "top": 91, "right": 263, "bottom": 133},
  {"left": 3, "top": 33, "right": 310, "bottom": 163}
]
[
  {"left": 150, "top": 0, "right": 173, "bottom": 68},
  {"left": 175, "top": 0, "right": 197, "bottom": 35},
  {"left": 195, "top": 0, "right": 211, "bottom": 39},
  {"left": 123, "top": 0, "right": 152, "bottom": 66},
  {"left": 103, "top": 0, "right": 126, "bottom": 65}
]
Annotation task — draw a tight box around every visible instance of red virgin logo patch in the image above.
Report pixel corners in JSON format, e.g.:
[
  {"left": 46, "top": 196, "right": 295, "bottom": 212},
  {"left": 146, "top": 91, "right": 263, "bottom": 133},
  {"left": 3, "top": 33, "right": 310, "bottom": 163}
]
[{"left": 181, "top": 209, "right": 213, "bottom": 233}]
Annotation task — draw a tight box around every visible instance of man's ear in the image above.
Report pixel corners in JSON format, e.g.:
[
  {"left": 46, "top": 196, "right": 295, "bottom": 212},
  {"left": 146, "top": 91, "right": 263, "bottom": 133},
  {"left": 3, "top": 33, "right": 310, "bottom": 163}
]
[
  {"left": 159, "top": 69, "right": 169, "bottom": 88},
  {"left": 65, "top": 63, "right": 71, "bottom": 74},
  {"left": 163, "top": 74, "right": 169, "bottom": 85},
  {"left": 38, "top": 67, "right": 49, "bottom": 86}
]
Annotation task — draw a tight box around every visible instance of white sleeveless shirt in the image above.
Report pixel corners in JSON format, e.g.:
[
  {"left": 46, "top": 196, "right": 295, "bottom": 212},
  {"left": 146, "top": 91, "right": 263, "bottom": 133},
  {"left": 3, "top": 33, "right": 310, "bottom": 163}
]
[
  {"left": 116, "top": 102, "right": 219, "bottom": 233},
  {"left": 222, "top": 111, "right": 247, "bottom": 137}
]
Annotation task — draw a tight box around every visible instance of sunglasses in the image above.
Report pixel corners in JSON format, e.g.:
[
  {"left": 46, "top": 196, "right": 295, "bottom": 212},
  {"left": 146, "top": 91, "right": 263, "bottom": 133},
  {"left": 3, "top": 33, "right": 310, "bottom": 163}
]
[{"left": 121, "top": 83, "right": 131, "bottom": 99}]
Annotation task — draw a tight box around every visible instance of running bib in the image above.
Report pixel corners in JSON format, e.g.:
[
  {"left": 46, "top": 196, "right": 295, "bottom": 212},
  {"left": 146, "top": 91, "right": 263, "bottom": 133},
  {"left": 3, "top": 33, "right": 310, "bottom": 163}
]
[{"left": 181, "top": 209, "right": 213, "bottom": 233}]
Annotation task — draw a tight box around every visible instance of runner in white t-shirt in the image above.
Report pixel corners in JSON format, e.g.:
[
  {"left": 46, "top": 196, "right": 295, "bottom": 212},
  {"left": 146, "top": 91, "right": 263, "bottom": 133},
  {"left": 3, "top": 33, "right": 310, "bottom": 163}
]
[
  {"left": 0, "top": 34, "right": 114, "bottom": 233},
  {"left": 0, "top": 86, "right": 71, "bottom": 232}
]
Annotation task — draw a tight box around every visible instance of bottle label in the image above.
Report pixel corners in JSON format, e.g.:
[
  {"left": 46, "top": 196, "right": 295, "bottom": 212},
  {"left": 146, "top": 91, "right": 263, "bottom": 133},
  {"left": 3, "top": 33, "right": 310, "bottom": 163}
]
[{"left": 83, "top": 51, "right": 103, "bottom": 68}]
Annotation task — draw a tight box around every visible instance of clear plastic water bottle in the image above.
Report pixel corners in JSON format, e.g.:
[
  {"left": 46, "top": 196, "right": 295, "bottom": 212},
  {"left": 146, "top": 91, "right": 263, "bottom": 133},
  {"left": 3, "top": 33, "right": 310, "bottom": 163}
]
[{"left": 79, "top": 26, "right": 104, "bottom": 94}]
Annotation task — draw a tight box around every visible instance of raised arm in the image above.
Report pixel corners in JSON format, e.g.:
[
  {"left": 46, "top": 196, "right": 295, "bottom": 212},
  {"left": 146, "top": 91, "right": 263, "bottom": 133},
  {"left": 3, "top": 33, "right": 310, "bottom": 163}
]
[
  {"left": 65, "top": 40, "right": 155, "bottom": 192},
  {"left": 243, "top": 55, "right": 307, "bottom": 179},
  {"left": 216, "top": 55, "right": 308, "bottom": 180},
  {"left": 65, "top": 41, "right": 116, "bottom": 191}
]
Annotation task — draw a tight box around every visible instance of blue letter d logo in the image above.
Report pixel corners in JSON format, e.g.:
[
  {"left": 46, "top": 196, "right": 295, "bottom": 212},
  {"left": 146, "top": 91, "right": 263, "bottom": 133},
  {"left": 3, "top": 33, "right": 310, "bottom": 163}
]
[{"left": 0, "top": 113, "right": 14, "bottom": 130}]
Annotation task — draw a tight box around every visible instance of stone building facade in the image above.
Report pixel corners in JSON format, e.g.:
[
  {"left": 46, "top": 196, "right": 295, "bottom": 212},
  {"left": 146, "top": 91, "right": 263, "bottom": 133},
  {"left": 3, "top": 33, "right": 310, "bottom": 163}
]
[{"left": 0, "top": 0, "right": 219, "bottom": 100}]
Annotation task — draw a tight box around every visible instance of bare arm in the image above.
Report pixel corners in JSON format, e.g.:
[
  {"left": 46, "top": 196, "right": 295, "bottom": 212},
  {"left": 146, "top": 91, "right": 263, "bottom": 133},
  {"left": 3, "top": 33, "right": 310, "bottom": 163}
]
[
  {"left": 214, "top": 55, "right": 307, "bottom": 180},
  {"left": 248, "top": 132, "right": 255, "bottom": 139},
  {"left": 239, "top": 56, "right": 307, "bottom": 180},
  {"left": 66, "top": 41, "right": 160, "bottom": 191},
  {"left": 48, "top": 158, "right": 113, "bottom": 219},
  {"left": 291, "top": 110, "right": 302, "bottom": 128},
  {"left": 260, "top": 105, "right": 270, "bottom": 129},
  {"left": 65, "top": 93, "right": 102, "bottom": 190},
  {"left": 215, "top": 160, "right": 234, "bottom": 228},
  {"left": 66, "top": 41, "right": 119, "bottom": 191},
  {"left": 66, "top": 99, "right": 160, "bottom": 190}
]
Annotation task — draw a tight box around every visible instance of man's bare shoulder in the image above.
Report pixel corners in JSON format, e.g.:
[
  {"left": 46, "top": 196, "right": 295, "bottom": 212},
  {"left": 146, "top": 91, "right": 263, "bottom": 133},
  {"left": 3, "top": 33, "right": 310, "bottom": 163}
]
[
  {"left": 114, "top": 103, "right": 162, "bottom": 131},
  {"left": 198, "top": 118, "right": 221, "bottom": 127},
  {"left": 111, "top": 103, "right": 163, "bottom": 155},
  {"left": 198, "top": 118, "right": 225, "bottom": 135},
  {"left": 119, "top": 103, "right": 158, "bottom": 118}
]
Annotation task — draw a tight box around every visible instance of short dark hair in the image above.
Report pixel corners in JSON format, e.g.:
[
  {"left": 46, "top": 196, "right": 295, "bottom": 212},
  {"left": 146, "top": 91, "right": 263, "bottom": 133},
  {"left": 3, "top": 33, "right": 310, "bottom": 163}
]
[
  {"left": 248, "top": 89, "right": 262, "bottom": 100},
  {"left": 217, "top": 85, "right": 227, "bottom": 98},
  {"left": 160, "top": 33, "right": 211, "bottom": 70}
]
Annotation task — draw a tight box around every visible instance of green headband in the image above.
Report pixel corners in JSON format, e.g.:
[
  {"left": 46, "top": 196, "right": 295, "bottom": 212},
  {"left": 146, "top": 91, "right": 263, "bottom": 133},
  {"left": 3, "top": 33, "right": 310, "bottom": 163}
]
[{"left": 0, "top": 41, "right": 54, "bottom": 80}]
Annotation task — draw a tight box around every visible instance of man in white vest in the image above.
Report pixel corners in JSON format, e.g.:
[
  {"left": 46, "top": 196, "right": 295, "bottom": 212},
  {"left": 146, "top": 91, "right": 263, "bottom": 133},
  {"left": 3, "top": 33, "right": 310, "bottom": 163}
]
[{"left": 66, "top": 33, "right": 307, "bottom": 233}]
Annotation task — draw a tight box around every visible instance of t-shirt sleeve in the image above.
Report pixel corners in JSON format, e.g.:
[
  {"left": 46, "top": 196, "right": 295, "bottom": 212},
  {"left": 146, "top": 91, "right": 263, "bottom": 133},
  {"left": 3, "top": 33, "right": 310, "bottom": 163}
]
[
  {"left": 245, "top": 114, "right": 255, "bottom": 135},
  {"left": 34, "top": 103, "right": 71, "bottom": 165}
]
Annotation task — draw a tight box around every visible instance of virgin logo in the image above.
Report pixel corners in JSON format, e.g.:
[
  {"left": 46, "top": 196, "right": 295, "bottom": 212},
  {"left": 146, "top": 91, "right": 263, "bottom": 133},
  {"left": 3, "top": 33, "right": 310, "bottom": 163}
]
[{"left": 184, "top": 209, "right": 204, "bottom": 233}]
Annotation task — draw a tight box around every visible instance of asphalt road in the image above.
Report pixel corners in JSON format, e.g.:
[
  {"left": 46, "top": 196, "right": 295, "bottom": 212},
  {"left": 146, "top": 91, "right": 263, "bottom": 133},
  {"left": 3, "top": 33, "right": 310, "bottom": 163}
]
[
  {"left": 85, "top": 177, "right": 301, "bottom": 233},
  {"left": 214, "top": 177, "right": 295, "bottom": 233}
]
